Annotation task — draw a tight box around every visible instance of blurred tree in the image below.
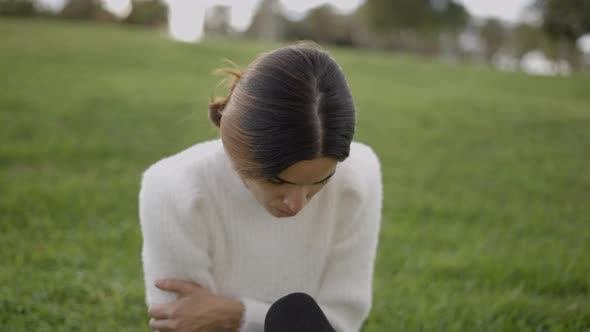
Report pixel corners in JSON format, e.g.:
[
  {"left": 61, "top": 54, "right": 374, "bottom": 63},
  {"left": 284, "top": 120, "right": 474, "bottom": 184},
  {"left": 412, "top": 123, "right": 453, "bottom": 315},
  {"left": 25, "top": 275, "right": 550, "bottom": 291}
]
[
  {"left": 435, "top": 1, "right": 469, "bottom": 32},
  {"left": 122, "top": 0, "right": 167, "bottom": 27},
  {"left": 479, "top": 18, "right": 507, "bottom": 62},
  {"left": 514, "top": 23, "right": 543, "bottom": 57},
  {"left": 346, "top": 3, "right": 378, "bottom": 48},
  {"left": 535, "top": 0, "right": 590, "bottom": 41},
  {"left": 366, "top": 0, "right": 433, "bottom": 33},
  {"left": 365, "top": 0, "right": 433, "bottom": 51},
  {"left": 61, "top": 0, "right": 99, "bottom": 19},
  {"left": 282, "top": 4, "right": 365, "bottom": 47},
  {"left": 538, "top": 33, "right": 561, "bottom": 62},
  {"left": 338, "top": 11, "right": 376, "bottom": 47},
  {"left": 364, "top": 0, "right": 469, "bottom": 54},
  {"left": 534, "top": 0, "right": 590, "bottom": 68},
  {"left": 433, "top": 1, "right": 470, "bottom": 60},
  {"left": 282, "top": 16, "right": 311, "bottom": 42},
  {"left": 511, "top": 22, "right": 561, "bottom": 61},
  {"left": 303, "top": 4, "right": 339, "bottom": 44},
  {"left": 0, "top": 0, "right": 35, "bottom": 16},
  {"left": 302, "top": 4, "right": 358, "bottom": 46}
]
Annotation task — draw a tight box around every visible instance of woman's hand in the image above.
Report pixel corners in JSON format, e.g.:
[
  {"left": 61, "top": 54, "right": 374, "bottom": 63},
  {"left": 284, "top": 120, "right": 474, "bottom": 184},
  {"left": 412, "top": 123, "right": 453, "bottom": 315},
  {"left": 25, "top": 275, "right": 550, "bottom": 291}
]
[{"left": 148, "top": 279, "right": 244, "bottom": 332}]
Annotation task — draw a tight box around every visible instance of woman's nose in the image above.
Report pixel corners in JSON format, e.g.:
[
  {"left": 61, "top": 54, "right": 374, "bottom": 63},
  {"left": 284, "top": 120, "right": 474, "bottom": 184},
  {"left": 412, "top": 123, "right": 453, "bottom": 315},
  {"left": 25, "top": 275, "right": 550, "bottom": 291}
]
[{"left": 283, "top": 187, "right": 308, "bottom": 214}]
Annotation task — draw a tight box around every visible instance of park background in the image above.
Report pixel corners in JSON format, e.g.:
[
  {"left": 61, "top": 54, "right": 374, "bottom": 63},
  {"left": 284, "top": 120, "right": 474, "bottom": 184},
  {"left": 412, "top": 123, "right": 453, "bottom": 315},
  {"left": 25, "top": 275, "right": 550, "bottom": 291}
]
[{"left": 1, "top": 0, "right": 589, "bottom": 330}]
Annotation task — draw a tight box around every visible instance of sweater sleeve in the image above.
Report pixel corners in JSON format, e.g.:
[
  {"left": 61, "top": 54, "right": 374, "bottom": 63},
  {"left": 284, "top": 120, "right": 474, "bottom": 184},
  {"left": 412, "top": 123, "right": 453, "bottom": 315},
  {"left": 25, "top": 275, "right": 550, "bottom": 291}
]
[
  {"left": 140, "top": 165, "right": 266, "bottom": 332},
  {"left": 316, "top": 149, "right": 383, "bottom": 332},
  {"left": 238, "top": 297, "right": 271, "bottom": 332},
  {"left": 138, "top": 165, "right": 218, "bottom": 305}
]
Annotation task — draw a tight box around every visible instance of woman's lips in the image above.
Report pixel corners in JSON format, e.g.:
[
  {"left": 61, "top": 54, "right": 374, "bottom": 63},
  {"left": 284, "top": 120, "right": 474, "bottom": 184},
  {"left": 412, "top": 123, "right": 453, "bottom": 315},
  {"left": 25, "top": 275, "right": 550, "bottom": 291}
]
[{"left": 276, "top": 208, "right": 296, "bottom": 217}]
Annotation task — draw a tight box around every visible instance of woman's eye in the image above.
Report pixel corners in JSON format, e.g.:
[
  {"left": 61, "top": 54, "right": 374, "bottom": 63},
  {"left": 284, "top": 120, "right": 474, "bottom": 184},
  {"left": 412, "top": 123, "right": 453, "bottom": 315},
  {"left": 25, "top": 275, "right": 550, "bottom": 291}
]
[
  {"left": 316, "top": 178, "right": 331, "bottom": 186},
  {"left": 267, "top": 178, "right": 330, "bottom": 186},
  {"left": 268, "top": 178, "right": 284, "bottom": 185}
]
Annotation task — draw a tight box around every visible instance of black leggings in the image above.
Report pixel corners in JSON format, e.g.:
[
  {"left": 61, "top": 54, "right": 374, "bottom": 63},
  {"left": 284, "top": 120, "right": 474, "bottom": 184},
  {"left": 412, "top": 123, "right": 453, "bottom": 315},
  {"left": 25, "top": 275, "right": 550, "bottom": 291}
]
[{"left": 264, "top": 293, "right": 336, "bottom": 332}]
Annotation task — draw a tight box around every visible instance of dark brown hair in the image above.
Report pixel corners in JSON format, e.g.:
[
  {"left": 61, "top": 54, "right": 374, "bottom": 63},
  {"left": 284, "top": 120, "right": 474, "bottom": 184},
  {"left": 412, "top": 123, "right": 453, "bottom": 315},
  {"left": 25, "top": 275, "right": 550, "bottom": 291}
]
[{"left": 209, "top": 43, "right": 356, "bottom": 179}]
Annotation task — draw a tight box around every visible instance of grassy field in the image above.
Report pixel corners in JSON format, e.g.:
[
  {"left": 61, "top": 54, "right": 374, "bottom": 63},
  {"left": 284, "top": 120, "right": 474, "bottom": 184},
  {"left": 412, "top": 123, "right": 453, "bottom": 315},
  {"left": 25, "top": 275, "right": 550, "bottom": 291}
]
[{"left": 1, "top": 19, "right": 589, "bottom": 331}]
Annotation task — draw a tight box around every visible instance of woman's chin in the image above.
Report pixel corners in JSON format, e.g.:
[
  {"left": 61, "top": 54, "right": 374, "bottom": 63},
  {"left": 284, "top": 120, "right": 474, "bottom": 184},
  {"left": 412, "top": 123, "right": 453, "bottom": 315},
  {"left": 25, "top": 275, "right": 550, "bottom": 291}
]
[{"left": 269, "top": 207, "right": 297, "bottom": 218}]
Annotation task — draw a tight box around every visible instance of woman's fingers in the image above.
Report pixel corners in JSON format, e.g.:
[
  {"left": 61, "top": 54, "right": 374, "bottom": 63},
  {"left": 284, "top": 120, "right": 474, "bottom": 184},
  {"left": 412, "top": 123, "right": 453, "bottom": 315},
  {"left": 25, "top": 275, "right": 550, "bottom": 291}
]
[
  {"left": 155, "top": 279, "right": 203, "bottom": 296},
  {"left": 149, "top": 317, "right": 177, "bottom": 331},
  {"left": 148, "top": 303, "right": 170, "bottom": 319}
]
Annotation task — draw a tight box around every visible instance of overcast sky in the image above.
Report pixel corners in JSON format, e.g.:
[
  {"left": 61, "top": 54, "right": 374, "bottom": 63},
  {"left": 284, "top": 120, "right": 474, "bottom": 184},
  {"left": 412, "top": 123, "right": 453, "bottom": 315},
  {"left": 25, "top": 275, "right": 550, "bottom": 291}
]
[{"left": 40, "top": 0, "right": 534, "bottom": 41}]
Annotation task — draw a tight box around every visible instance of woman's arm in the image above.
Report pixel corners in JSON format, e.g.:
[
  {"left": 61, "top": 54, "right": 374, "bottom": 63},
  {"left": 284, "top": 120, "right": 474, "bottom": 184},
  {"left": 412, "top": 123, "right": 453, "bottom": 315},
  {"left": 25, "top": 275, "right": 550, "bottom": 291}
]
[
  {"left": 140, "top": 164, "right": 249, "bottom": 331},
  {"left": 147, "top": 279, "right": 244, "bottom": 331},
  {"left": 139, "top": 164, "right": 218, "bottom": 304},
  {"left": 316, "top": 147, "right": 383, "bottom": 332}
]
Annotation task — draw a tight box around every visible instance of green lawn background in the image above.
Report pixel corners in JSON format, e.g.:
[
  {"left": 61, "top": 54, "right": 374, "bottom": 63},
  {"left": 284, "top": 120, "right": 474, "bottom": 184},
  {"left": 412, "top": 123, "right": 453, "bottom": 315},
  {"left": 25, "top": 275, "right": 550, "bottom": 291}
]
[{"left": 1, "top": 19, "right": 589, "bottom": 331}]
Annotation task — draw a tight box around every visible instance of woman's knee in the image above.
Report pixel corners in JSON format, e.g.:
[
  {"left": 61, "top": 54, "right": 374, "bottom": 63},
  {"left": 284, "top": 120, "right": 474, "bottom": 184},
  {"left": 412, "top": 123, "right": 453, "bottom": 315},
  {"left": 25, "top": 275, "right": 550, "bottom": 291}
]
[{"left": 265, "top": 292, "right": 335, "bottom": 332}]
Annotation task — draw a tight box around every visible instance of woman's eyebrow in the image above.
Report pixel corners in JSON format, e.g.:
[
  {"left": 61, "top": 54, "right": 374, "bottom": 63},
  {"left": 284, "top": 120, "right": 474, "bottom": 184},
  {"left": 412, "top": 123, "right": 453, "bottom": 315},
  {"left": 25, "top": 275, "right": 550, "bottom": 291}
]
[{"left": 275, "top": 171, "right": 336, "bottom": 185}]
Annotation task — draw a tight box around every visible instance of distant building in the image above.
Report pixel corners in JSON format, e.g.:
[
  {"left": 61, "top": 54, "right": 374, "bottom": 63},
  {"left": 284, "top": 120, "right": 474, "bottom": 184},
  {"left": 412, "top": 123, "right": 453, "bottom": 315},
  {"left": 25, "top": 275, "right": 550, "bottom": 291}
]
[
  {"left": 244, "top": 0, "right": 283, "bottom": 41},
  {"left": 203, "top": 5, "right": 231, "bottom": 38},
  {"left": 458, "top": 24, "right": 486, "bottom": 63}
]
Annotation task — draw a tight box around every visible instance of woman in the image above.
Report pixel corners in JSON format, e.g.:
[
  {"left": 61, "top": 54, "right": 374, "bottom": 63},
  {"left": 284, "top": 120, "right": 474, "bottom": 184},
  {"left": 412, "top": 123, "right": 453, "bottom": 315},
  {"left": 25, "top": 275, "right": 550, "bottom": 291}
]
[{"left": 139, "top": 43, "right": 383, "bottom": 332}]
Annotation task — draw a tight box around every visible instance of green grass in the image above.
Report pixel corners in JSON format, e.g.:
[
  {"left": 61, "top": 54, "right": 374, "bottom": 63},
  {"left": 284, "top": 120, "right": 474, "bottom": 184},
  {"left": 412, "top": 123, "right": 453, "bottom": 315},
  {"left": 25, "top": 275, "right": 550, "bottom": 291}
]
[{"left": 1, "top": 19, "right": 589, "bottom": 331}]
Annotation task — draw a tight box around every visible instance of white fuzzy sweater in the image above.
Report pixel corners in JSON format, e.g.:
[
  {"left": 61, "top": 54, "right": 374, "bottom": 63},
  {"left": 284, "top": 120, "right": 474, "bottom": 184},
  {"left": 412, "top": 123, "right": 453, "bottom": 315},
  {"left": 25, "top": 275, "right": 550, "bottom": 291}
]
[{"left": 139, "top": 139, "right": 383, "bottom": 332}]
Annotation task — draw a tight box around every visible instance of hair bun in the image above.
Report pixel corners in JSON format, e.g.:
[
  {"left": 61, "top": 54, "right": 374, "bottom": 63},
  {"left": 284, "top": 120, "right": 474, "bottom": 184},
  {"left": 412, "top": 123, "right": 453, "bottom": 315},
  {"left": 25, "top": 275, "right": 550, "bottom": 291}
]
[
  {"left": 208, "top": 96, "right": 228, "bottom": 127},
  {"left": 209, "top": 67, "right": 243, "bottom": 128}
]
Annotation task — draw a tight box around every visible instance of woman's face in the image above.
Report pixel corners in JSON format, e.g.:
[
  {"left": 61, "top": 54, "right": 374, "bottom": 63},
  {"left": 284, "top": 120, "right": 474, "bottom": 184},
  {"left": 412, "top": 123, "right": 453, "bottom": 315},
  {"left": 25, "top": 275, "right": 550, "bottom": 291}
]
[{"left": 242, "top": 157, "right": 338, "bottom": 218}]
